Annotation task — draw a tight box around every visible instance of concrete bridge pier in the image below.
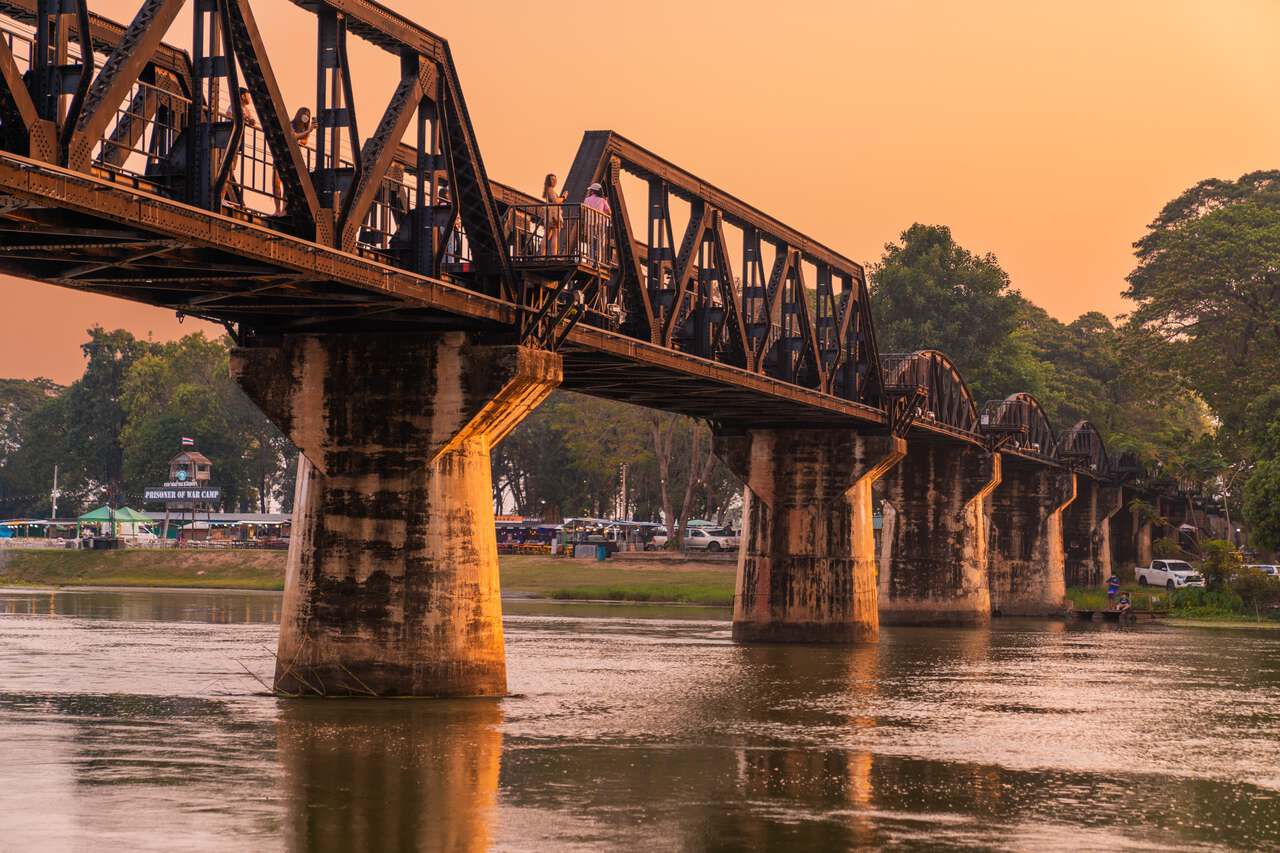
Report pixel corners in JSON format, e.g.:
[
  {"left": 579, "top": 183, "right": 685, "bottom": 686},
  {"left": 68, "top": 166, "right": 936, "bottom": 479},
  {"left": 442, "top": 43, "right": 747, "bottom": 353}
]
[
  {"left": 875, "top": 444, "right": 1001, "bottom": 625},
  {"left": 988, "top": 461, "right": 1076, "bottom": 616},
  {"left": 1064, "top": 478, "right": 1119, "bottom": 588},
  {"left": 714, "top": 431, "right": 906, "bottom": 644},
  {"left": 232, "top": 332, "right": 561, "bottom": 697},
  {"left": 1095, "top": 486, "right": 1126, "bottom": 581},
  {"left": 1108, "top": 487, "right": 1138, "bottom": 578}
]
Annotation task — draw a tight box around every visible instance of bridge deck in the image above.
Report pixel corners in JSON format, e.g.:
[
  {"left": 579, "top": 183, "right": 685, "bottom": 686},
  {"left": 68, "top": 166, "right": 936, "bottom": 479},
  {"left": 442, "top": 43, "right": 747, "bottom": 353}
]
[{"left": 0, "top": 150, "right": 886, "bottom": 430}]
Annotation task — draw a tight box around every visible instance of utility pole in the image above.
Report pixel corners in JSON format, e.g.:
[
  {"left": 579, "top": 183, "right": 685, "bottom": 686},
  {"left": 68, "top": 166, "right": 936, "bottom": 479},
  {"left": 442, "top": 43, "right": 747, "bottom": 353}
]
[{"left": 50, "top": 464, "right": 60, "bottom": 520}]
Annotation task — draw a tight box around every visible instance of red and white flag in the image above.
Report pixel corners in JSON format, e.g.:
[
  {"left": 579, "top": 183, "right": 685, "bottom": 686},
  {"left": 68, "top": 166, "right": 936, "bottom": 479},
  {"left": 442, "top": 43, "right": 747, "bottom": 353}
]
[{"left": 181, "top": 437, "right": 195, "bottom": 447}]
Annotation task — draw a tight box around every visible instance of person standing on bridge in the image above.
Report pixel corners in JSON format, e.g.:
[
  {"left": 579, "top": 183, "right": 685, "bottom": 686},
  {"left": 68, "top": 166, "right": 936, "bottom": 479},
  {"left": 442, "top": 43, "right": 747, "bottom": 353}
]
[
  {"left": 584, "top": 181, "right": 611, "bottom": 216},
  {"left": 1106, "top": 573, "right": 1121, "bottom": 605},
  {"left": 273, "top": 107, "right": 313, "bottom": 217},
  {"left": 583, "top": 182, "right": 611, "bottom": 265},
  {"left": 543, "top": 173, "right": 565, "bottom": 256}
]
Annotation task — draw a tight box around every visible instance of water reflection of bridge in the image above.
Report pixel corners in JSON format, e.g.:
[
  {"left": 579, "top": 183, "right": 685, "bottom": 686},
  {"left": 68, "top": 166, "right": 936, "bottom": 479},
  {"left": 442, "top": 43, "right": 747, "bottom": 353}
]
[{"left": 0, "top": 0, "right": 1224, "bottom": 696}]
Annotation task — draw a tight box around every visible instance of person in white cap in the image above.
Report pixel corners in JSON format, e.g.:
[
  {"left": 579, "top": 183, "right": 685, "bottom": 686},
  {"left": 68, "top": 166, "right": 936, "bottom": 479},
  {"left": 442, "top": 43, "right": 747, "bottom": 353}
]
[
  {"left": 583, "top": 181, "right": 611, "bottom": 215},
  {"left": 581, "top": 181, "right": 612, "bottom": 264}
]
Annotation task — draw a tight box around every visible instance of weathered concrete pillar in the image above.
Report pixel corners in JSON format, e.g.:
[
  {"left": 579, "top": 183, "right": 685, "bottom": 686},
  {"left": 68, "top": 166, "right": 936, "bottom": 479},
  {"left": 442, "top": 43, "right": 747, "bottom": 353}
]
[
  {"left": 1136, "top": 522, "right": 1153, "bottom": 565},
  {"left": 1095, "top": 485, "right": 1125, "bottom": 581},
  {"left": 714, "top": 431, "right": 905, "bottom": 643},
  {"left": 1059, "top": 473, "right": 1100, "bottom": 589},
  {"left": 232, "top": 332, "right": 561, "bottom": 697},
  {"left": 1108, "top": 487, "right": 1138, "bottom": 579},
  {"left": 988, "top": 460, "right": 1076, "bottom": 616},
  {"left": 875, "top": 444, "right": 1000, "bottom": 625}
]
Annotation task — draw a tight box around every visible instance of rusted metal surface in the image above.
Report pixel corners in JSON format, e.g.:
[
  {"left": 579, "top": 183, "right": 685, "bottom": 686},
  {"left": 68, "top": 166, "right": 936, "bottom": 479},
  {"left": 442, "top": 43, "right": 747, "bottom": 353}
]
[{"left": 0, "top": 0, "right": 1146, "bottom": 467}]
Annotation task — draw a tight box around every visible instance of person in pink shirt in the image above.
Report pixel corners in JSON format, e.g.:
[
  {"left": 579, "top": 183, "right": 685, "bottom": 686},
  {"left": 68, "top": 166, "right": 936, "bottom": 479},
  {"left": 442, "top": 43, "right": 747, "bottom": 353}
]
[
  {"left": 581, "top": 182, "right": 611, "bottom": 264},
  {"left": 583, "top": 181, "right": 611, "bottom": 215}
]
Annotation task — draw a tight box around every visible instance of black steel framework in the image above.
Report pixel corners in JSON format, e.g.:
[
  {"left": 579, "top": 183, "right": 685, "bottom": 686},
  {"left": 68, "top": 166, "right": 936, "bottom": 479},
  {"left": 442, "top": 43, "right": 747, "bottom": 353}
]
[
  {"left": 0, "top": 0, "right": 1156, "bottom": 480},
  {"left": 1057, "top": 420, "right": 1111, "bottom": 477},
  {"left": 980, "top": 392, "right": 1057, "bottom": 461},
  {"left": 880, "top": 350, "right": 979, "bottom": 438}
]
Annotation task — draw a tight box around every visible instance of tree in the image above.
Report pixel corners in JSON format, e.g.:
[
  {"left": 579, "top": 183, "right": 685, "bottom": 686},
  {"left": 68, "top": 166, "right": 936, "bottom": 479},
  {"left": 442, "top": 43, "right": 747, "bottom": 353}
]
[
  {"left": 1231, "top": 567, "right": 1280, "bottom": 618},
  {"left": 0, "top": 378, "right": 62, "bottom": 514},
  {"left": 1, "top": 327, "right": 157, "bottom": 516},
  {"left": 1126, "top": 171, "right": 1280, "bottom": 433},
  {"left": 870, "top": 223, "right": 1035, "bottom": 402},
  {"left": 1198, "top": 539, "right": 1242, "bottom": 592},
  {"left": 118, "top": 333, "right": 293, "bottom": 512},
  {"left": 1243, "top": 459, "right": 1280, "bottom": 553}
]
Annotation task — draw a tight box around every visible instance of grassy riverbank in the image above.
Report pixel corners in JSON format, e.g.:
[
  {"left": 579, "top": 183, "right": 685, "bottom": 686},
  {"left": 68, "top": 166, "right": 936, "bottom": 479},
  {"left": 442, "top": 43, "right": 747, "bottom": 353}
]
[
  {"left": 0, "top": 548, "right": 737, "bottom": 605},
  {"left": 1066, "top": 585, "right": 1280, "bottom": 627}
]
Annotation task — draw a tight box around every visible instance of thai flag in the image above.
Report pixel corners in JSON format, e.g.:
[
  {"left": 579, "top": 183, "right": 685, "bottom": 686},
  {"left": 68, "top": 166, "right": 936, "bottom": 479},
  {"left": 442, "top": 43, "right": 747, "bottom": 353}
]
[{"left": 181, "top": 437, "right": 195, "bottom": 447}]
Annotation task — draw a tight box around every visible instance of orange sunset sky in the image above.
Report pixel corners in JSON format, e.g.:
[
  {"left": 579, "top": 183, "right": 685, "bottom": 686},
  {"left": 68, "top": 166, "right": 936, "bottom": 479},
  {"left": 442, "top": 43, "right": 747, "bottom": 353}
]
[{"left": 3, "top": 0, "right": 1279, "bottom": 383}]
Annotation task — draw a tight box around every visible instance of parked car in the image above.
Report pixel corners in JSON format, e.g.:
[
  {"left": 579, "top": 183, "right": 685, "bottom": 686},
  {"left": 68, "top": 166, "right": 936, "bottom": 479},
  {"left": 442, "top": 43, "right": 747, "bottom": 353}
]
[
  {"left": 648, "top": 526, "right": 738, "bottom": 552},
  {"left": 1245, "top": 564, "right": 1279, "bottom": 578},
  {"left": 1135, "top": 559, "right": 1206, "bottom": 590}
]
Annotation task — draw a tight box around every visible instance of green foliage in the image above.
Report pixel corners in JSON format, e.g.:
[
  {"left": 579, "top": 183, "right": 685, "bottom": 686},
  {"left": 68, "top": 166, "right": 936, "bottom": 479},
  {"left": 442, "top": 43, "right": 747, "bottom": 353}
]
[
  {"left": 1243, "top": 458, "right": 1280, "bottom": 552},
  {"left": 870, "top": 223, "right": 1030, "bottom": 402},
  {"left": 1126, "top": 171, "right": 1280, "bottom": 436},
  {"left": 1231, "top": 567, "right": 1280, "bottom": 616},
  {"left": 494, "top": 390, "right": 739, "bottom": 526},
  {"left": 869, "top": 224, "right": 1209, "bottom": 469},
  {"left": 1152, "top": 536, "right": 1181, "bottom": 559},
  {"left": 0, "top": 329, "right": 295, "bottom": 517},
  {"left": 1199, "top": 539, "right": 1242, "bottom": 591},
  {"left": 1128, "top": 498, "right": 1165, "bottom": 528},
  {"left": 117, "top": 332, "right": 292, "bottom": 512},
  {"left": 1170, "top": 587, "right": 1245, "bottom": 618}
]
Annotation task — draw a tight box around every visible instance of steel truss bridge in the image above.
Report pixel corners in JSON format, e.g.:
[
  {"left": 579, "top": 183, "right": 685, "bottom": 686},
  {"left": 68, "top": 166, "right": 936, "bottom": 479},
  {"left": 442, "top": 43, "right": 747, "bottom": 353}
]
[{"left": 0, "top": 0, "right": 1149, "bottom": 485}]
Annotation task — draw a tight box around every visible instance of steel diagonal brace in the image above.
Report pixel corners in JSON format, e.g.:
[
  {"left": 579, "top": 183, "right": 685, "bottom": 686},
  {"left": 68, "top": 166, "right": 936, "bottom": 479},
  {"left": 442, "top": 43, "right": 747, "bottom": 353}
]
[
  {"left": 55, "top": 239, "right": 185, "bottom": 280},
  {"left": 0, "top": 33, "right": 55, "bottom": 162},
  {"left": 517, "top": 272, "right": 574, "bottom": 347},
  {"left": 660, "top": 202, "right": 709, "bottom": 346},
  {"left": 338, "top": 59, "right": 435, "bottom": 251},
  {"left": 224, "top": 0, "right": 325, "bottom": 242},
  {"left": 67, "top": 0, "right": 187, "bottom": 171}
]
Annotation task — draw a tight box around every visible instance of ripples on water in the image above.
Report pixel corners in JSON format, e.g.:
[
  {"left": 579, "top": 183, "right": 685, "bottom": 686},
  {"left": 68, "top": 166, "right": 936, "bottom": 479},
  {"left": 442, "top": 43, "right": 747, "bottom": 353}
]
[{"left": 0, "top": 587, "right": 1277, "bottom": 852}]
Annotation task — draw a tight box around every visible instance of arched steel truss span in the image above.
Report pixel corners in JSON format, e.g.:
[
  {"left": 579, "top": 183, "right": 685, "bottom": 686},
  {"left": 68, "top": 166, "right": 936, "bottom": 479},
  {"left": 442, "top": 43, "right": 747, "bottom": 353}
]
[
  {"left": 980, "top": 392, "right": 1058, "bottom": 461},
  {"left": 1057, "top": 420, "right": 1111, "bottom": 478},
  {"left": 880, "top": 350, "right": 980, "bottom": 438}
]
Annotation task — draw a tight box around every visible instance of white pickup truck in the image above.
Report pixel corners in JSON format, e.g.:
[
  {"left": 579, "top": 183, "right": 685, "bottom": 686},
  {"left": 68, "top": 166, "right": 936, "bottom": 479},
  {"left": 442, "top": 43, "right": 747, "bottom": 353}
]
[{"left": 1135, "top": 559, "right": 1206, "bottom": 590}]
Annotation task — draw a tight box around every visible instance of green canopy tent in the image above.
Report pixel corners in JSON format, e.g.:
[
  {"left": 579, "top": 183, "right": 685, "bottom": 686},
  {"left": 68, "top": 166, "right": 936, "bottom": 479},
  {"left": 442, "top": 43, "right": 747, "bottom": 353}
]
[{"left": 77, "top": 506, "right": 155, "bottom": 539}]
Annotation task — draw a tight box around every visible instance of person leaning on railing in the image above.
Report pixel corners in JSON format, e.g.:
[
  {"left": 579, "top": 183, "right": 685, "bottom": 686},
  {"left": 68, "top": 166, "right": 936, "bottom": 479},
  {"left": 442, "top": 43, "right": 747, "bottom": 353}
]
[
  {"left": 583, "top": 182, "right": 611, "bottom": 264},
  {"left": 273, "top": 107, "right": 313, "bottom": 216}
]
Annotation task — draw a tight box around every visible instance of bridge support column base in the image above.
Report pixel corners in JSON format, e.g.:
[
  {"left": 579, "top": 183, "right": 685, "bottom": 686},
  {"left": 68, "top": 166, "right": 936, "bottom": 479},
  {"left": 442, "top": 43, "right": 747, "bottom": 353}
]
[
  {"left": 876, "top": 446, "right": 1000, "bottom": 626},
  {"left": 989, "top": 463, "right": 1076, "bottom": 617},
  {"left": 715, "top": 431, "right": 906, "bottom": 645},
  {"left": 232, "top": 333, "right": 561, "bottom": 698}
]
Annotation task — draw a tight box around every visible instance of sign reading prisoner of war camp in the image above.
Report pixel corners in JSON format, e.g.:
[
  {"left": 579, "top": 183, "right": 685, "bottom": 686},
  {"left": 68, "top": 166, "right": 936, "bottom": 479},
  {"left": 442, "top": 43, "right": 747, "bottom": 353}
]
[{"left": 143, "top": 485, "right": 222, "bottom": 502}]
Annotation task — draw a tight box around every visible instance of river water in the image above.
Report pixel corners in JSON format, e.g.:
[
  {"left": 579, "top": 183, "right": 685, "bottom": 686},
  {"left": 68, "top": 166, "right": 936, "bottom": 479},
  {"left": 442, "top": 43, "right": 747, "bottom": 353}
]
[{"left": 0, "top": 588, "right": 1277, "bottom": 852}]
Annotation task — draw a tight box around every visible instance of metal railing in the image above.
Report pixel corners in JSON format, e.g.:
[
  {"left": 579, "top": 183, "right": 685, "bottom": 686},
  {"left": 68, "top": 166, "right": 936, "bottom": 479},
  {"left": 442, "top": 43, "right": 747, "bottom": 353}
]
[
  {"left": 880, "top": 353, "right": 923, "bottom": 388},
  {"left": 506, "top": 203, "right": 616, "bottom": 270}
]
